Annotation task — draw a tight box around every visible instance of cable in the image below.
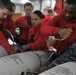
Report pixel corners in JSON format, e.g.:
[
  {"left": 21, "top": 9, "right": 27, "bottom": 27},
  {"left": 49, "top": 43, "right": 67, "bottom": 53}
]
[{"left": 4, "top": 29, "right": 14, "bottom": 47}]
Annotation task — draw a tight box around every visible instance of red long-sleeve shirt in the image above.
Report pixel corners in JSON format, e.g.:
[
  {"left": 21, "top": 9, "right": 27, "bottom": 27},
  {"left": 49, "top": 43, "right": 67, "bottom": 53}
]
[
  {"left": 28, "top": 25, "right": 48, "bottom": 51},
  {"left": 15, "top": 16, "right": 32, "bottom": 44},
  {"left": 0, "top": 31, "right": 15, "bottom": 54},
  {"left": 41, "top": 13, "right": 76, "bottom": 55},
  {"left": 2, "top": 16, "right": 16, "bottom": 39},
  {"left": 42, "top": 14, "right": 52, "bottom": 25},
  {"left": 0, "top": 20, "right": 15, "bottom": 54}
]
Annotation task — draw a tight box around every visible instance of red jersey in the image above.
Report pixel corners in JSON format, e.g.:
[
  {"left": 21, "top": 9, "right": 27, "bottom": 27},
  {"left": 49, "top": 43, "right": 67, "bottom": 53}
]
[
  {"left": 15, "top": 16, "right": 32, "bottom": 44},
  {"left": 2, "top": 16, "right": 16, "bottom": 39},
  {"left": 42, "top": 14, "right": 52, "bottom": 25},
  {"left": 0, "top": 31, "right": 15, "bottom": 54},
  {"left": 41, "top": 13, "right": 76, "bottom": 55},
  {"left": 0, "top": 19, "right": 15, "bottom": 54},
  {"left": 28, "top": 25, "right": 48, "bottom": 51}
]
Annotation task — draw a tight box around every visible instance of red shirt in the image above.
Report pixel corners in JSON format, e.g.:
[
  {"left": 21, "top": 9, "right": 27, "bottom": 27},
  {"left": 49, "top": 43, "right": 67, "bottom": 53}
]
[
  {"left": 41, "top": 13, "right": 76, "bottom": 55},
  {"left": 28, "top": 25, "right": 48, "bottom": 51},
  {"left": 2, "top": 16, "right": 16, "bottom": 39},
  {"left": 0, "top": 31, "right": 15, "bottom": 54},
  {"left": 15, "top": 16, "right": 32, "bottom": 44},
  {"left": 42, "top": 14, "right": 52, "bottom": 25},
  {"left": 0, "top": 17, "right": 16, "bottom": 55}
]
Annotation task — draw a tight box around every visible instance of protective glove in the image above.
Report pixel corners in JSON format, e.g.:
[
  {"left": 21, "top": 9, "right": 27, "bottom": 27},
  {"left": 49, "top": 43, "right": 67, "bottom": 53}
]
[{"left": 21, "top": 45, "right": 29, "bottom": 52}]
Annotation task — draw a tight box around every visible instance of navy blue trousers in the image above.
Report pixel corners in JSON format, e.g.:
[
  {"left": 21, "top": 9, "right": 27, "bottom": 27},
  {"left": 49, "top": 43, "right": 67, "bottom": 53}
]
[{"left": 51, "top": 41, "right": 76, "bottom": 65}]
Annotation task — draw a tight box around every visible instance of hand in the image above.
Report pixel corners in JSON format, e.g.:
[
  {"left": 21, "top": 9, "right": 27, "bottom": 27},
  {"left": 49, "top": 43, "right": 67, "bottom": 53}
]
[
  {"left": 21, "top": 45, "right": 29, "bottom": 52},
  {"left": 58, "top": 28, "right": 73, "bottom": 40},
  {"left": 16, "top": 45, "right": 29, "bottom": 53},
  {"left": 36, "top": 64, "right": 54, "bottom": 74},
  {"left": 47, "top": 38, "right": 56, "bottom": 48},
  {"left": 36, "top": 66, "right": 47, "bottom": 74}
]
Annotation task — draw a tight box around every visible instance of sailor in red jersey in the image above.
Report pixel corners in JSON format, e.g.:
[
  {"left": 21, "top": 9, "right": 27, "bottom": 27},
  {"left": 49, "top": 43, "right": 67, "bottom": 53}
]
[
  {"left": 0, "top": 0, "right": 15, "bottom": 55},
  {"left": 41, "top": 2, "right": 76, "bottom": 55},
  {"left": 42, "top": 8, "right": 54, "bottom": 25},
  {"left": 14, "top": 2, "right": 33, "bottom": 45},
  {"left": 37, "top": 0, "right": 76, "bottom": 73},
  {"left": 20, "top": 10, "right": 48, "bottom": 52}
]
